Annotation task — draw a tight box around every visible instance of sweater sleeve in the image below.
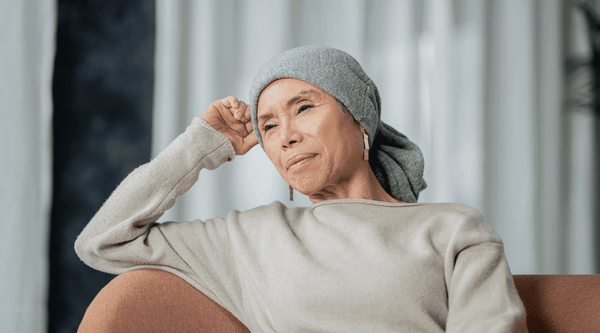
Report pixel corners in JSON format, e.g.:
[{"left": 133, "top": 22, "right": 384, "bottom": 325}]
[
  {"left": 74, "top": 116, "right": 236, "bottom": 278},
  {"left": 444, "top": 209, "right": 529, "bottom": 333}
]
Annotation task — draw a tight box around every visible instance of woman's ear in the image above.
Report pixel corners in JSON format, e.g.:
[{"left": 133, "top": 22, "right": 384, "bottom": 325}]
[
  {"left": 356, "top": 126, "right": 368, "bottom": 149},
  {"left": 359, "top": 125, "right": 367, "bottom": 136}
]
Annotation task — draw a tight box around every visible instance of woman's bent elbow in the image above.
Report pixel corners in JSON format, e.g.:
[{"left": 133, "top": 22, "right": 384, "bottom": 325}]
[{"left": 74, "top": 234, "right": 97, "bottom": 267}]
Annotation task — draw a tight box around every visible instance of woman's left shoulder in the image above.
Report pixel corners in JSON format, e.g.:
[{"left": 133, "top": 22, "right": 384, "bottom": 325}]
[
  {"left": 420, "top": 202, "right": 485, "bottom": 219},
  {"left": 421, "top": 202, "right": 501, "bottom": 242}
]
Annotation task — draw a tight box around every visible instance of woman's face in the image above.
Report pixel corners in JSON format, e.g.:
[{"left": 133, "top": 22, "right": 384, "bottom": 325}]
[{"left": 257, "top": 78, "right": 365, "bottom": 197}]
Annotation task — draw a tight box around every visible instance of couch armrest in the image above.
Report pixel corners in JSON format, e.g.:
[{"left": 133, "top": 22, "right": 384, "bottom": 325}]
[
  {"left": 77, "top": 268, "right": 250, "bottom": 333},
  {"left": 513, "top": 274, "right": 600, "bottom": 332}
]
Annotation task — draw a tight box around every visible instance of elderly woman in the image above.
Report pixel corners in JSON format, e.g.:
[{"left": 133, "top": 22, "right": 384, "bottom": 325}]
[{"left": 75, "top": 45, "right": 528, "bottom": 332}]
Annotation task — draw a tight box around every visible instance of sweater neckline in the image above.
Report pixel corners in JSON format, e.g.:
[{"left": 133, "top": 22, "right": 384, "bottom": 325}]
[{"left": 310, "top": 198, "right": 426, "bottom": 209}]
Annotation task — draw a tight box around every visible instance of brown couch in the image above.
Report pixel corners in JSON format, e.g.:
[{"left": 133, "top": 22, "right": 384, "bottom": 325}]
[{"left": 77, "top": 269, "right": 600, "bottom": 332}]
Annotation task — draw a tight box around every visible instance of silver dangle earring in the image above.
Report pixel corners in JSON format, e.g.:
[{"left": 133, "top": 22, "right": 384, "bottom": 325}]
[
  {"left": 363, "top": 133, "right": 369, "bottom": 161},
  {"left": 289, "top": 184, "right": 294, "bottom": 201}
]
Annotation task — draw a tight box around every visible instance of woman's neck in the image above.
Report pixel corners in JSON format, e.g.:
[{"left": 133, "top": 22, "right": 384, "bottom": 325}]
[{"left": 308, "top": 163, "right": 401, "bottom": 204}]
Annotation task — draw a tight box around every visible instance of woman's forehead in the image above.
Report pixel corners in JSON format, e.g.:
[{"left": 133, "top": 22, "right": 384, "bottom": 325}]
[{"left": 257, "top": 78, "right": 328, "bottom": 114}]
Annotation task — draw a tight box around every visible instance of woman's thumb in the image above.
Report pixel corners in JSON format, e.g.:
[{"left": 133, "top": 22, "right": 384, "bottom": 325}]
[{"left": 239, "top": 132, "right": 259, "bottom": 155}]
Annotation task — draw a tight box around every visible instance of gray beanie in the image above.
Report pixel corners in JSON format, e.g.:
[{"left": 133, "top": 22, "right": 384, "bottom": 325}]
[{"left": 249, "top": 44, "right": 427, "bottom": 203}]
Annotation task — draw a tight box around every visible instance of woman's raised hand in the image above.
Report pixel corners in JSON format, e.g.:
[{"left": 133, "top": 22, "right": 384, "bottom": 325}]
[{"left": 201, "top": 96, "right": 259, "bottom": 155}]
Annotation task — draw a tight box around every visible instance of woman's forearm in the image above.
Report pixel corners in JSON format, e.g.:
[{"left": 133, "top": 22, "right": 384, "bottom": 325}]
[{"left": 74, "top": 117, "right": 236, "bottom": 274}]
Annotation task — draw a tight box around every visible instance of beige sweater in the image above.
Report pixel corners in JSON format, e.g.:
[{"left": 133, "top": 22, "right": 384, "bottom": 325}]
[{"left": 75, "top": 117, "right": 528, "bottom": 333}]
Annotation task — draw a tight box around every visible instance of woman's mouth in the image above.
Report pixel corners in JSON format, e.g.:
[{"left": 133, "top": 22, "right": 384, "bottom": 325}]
[{"left": 287, "top": 154, "right": 317, "bottom": 171}]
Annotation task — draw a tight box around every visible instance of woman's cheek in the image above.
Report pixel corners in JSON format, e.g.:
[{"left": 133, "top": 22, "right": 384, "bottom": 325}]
[{"left": 264, "top": 144, "right": 282, "bottom": 171}]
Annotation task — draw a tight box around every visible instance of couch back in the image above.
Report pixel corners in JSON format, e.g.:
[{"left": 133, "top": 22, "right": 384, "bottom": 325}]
[{"left": 78, "top": 269, "right": 600, "bottom": 332}]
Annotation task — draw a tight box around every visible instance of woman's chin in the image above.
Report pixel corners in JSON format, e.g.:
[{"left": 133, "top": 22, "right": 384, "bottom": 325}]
[
  {"left": 287, "top": 170, "right": 328, "bottom": 193},
  {"left": 288, "top": 180, "right": 324, "bottom": 198}
]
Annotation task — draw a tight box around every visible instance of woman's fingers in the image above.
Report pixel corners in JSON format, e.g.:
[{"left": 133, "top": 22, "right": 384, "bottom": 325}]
[
  {"left": 214, "top": 100, "right": 237, "bottom": 124},
  {"left": 214, "top": 96, "right": 255, "bottom": 132},
  {"left": 236, "top": 103, "right": 251, "bottom": 124},
  {"left": 221, "top": 95, "right": 239, "bottom": 109},
  {"left": 244, "top": 104, "right": 252, "bottom": 122},
  {"left": 245, "top": 116, "right": 254, "bottom": 133},
  {"left": 203, "top": 96, "right": 257, "bottom": 155},
  {"left": 218, "top": 96, "right": 251, "bottom": 123},
  {"left": 219, "top": 97, "right": 231, "bottom": 108},
  {"left": 235, "top": 101, "right": 247, "bottom": 121}
]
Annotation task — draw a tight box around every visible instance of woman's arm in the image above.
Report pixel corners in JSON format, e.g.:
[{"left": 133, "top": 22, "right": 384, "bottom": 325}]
[
  {"left": 74, "top": 116, "right": 236, "bottom": 274},
  {"left": 75, "top": 96, "right": 257, "bottom": 275},
  {"left": 444, "top": 209, "right": 529, "bottom": 333},
  {"left": 75, "top": 97, "right": 258, "bottom": 324}
]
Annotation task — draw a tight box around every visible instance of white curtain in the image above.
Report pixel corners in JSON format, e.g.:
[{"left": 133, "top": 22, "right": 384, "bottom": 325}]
[
  {"left": 565, "top": 2, "right": 599, "bottom": 274},
  {"left": 153, "top": 0, "right": 597, "bottom": 275},
  {"left": 0, "top": 0, "right": 55, "bottom": 332}
]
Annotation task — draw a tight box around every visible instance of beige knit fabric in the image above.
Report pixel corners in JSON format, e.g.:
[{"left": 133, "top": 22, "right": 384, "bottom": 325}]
[{"left": 75, "top": 117, "right": 528, "bottom": 333}]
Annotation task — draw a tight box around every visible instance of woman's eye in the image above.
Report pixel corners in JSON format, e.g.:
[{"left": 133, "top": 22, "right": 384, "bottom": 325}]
[
  {"left": 298, "top": 104, "right": 313, "bottom": 113},
  {"left": 263, "top": 124, "right": 274, "bottom": 132},
  {"left": 263, "top": 105, "right": 312, "bottom": 133}
]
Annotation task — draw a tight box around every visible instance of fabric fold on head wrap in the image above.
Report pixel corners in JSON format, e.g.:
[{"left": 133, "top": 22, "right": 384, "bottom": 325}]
[{"left": 248, "top": 44, "right": 427, "bottom": 202}]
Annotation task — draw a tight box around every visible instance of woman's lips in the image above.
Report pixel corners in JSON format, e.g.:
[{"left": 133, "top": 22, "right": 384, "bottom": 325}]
[{"left": 287, "top": 153, "right": 317, "bottom": 171}]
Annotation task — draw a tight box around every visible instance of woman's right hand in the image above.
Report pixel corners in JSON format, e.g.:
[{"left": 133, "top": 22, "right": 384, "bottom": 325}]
[{"left": 201, "top": 96, "right": 259, "bottom": 155}]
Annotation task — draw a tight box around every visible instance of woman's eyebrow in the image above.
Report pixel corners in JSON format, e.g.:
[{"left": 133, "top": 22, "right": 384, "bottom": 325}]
[
  {"left": 258, "top": 90, "right": 316, "bottom": 122},
  {"left": 286, "top": 90, "right": 315, "bottom": 107}
]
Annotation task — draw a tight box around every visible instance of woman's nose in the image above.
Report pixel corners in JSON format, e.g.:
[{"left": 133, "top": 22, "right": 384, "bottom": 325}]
[{"left": 280, "top": 119, "right": 301, "bottom": 148}]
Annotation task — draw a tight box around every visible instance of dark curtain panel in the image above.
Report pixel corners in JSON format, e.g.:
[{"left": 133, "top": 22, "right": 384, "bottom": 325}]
[
  {"left": 49, "top": 1, "right": 155, "bottom": 332},
  {"left": 587, "top": 5, "right": 600, "bottom": 275},
  {"left": 575, "top": 3, "right": 600, "bottom": 273}
]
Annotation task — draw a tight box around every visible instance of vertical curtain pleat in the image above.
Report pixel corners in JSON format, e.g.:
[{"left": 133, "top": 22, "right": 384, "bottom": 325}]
[
  {"left": 533, "top": 0, "right": 568, "bottom": 274},
  {"left": 565, "top": 4, "right": 598, "bottom": 274},
  {"left": 0, "top": 0, "right": 55, "bottom": 332},
  {"left": 483, "top": 0, "right": 539, "bottom": 273}
]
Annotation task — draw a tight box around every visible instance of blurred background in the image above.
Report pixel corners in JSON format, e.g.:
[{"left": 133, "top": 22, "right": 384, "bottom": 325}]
[{"left": 1, "top": 0, "right": 599, "bottom": 332}]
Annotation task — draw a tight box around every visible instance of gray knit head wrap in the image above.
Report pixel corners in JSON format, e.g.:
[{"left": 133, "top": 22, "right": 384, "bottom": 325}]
[{"left": 249, "top": 44, "right": 427, "bottom": 203}]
